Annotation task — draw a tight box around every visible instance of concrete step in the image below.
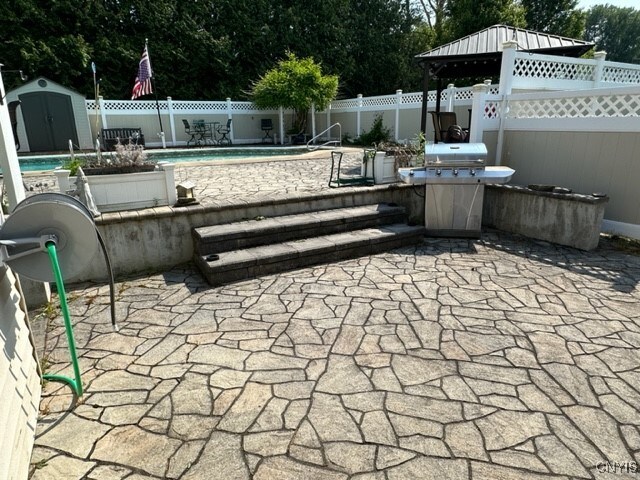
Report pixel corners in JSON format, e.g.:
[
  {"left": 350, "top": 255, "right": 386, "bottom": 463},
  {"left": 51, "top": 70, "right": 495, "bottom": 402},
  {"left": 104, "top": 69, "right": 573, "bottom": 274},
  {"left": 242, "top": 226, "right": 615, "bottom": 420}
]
[
  {"left": 193, "top": 203, "right": 407, "bottom": 255},
  {"left": 195, "top": 223, "right": 426, "bottom": 287}
]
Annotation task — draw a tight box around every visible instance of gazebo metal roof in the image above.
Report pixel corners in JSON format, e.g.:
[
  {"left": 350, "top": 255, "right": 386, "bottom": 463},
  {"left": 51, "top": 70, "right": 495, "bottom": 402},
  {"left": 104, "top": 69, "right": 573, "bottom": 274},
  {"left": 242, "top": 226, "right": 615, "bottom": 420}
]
[{"left": 416, "top": 25, "right": 594, "bottom": 78}]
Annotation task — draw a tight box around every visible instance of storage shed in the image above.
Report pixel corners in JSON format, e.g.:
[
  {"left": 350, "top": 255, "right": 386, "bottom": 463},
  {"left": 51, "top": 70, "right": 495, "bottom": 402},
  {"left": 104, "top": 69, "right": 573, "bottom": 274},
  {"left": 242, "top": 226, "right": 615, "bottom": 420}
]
[{"left": 6, "top": 77, "right": 93, "bottom": 153}]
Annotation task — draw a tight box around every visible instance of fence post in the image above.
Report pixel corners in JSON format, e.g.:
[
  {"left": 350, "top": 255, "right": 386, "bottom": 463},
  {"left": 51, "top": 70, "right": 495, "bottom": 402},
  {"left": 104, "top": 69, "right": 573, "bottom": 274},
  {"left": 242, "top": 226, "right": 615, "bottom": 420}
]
[
  {"left": 167, "top": 96, "right": 176, "bottom": 147},
  {"left": 395, "top": 89, "right": 402, "bottom": 142},
  {"left": 446, "top": 84, "right": 455, "bottom": 112},
  {"left": 357, "top": 94, "right": 363, "bottom": 136},
  {"left": 326, "top": 105, "right": 331, "bottom": 142},
  {"left": 311, "top": 103, "right": 316, "bottom": 144},
  {"left": 279, "top": 106, "right": 284, "bottom": 145},
  {"left": 593, "top": 51, "right": 607, "bottom": 87},
  {"left": 499, "top": 41, "right": 518, "bottom": 95},
  {"left": 98, "top": 95, "right": 108, "bottom": 129},
  {"left": 226, "top": 98, "right": 233, "bottom": 143},
  {"left": 469, "top": 82, "right": 489, "bottom": 144}
]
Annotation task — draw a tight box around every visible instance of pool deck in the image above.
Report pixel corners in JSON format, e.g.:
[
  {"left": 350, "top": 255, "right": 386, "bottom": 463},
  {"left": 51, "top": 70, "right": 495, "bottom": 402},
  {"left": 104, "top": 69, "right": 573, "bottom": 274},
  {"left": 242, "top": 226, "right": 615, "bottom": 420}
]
[{"left": 25, "top": 151, "right": 640, "bottom": 479}]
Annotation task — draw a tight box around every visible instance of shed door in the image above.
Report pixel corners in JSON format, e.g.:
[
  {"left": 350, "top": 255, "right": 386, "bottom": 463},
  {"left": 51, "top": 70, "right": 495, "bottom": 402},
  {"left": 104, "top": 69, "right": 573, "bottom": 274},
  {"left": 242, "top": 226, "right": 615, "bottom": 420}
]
[{"left": 19, "top": 92, "right": 79, "bottom": 152}]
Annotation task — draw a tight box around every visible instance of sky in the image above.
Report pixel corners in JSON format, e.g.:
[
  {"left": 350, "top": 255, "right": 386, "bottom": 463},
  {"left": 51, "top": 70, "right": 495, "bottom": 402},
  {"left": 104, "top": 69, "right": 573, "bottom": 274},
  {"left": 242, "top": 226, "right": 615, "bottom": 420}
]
[{"left": 577, "top": 0, "right": 639, "bottom": 9}]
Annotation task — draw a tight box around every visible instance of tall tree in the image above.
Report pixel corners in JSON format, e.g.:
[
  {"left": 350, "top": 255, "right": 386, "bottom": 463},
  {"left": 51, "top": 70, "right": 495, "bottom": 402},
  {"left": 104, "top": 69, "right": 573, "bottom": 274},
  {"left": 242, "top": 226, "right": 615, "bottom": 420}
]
[
  {"left": 521, "top": 0, "right": 585, "bottom": 38},
  {"left": 413, "top": 0, "right": 448, "bottom": 45},
  {"left": 584, "top": 5, "right": 640, "bottom": 63},
  {"left": 444, "top": 0, "right": 526, "bottom": 41}
]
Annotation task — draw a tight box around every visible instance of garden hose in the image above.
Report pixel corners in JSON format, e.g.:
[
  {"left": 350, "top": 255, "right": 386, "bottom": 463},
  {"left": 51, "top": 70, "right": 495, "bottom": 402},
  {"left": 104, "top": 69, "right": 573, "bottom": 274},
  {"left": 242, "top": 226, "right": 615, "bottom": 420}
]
[{"left": 43, "top": 241, "right": 83, "bottom": 397}]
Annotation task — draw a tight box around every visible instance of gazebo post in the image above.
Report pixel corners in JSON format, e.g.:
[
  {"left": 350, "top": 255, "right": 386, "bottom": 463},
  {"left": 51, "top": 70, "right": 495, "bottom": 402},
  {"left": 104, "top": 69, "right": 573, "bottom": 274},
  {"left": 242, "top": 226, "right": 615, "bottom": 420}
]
[{"left": 420, "top": 65, "right": 430, "bottom": 134}]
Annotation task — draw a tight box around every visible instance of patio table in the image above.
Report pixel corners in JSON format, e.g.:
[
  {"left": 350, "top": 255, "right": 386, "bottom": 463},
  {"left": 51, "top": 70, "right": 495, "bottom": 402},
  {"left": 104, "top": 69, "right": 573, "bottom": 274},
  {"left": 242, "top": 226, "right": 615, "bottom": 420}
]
[{"left": 193, "top": 121, "right": 219, "bottom": 146}]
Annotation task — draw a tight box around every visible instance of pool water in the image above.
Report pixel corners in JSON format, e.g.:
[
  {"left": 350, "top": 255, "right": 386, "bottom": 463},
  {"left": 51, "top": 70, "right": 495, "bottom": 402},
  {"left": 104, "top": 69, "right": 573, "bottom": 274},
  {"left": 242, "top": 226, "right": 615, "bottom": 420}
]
[{"left": 12, "top": 147, "right": 312, "bottom": 173}]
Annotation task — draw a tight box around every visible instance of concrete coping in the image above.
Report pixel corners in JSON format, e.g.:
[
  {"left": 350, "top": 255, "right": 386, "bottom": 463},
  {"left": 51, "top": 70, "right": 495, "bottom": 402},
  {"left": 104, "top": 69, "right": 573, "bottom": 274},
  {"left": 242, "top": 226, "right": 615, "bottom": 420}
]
[
  {"left": 486, "top": 183, "right": 609, "bottom": 205},
  {"left": 95, "top": 181, "right": 415, "bottom": 226}
]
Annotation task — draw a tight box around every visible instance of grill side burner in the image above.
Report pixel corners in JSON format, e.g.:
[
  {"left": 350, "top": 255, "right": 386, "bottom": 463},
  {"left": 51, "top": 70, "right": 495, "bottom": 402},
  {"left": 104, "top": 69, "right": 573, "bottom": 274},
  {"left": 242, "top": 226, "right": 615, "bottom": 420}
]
[{"left": 398, "top": 143, "right": 514, "bottom": 237}]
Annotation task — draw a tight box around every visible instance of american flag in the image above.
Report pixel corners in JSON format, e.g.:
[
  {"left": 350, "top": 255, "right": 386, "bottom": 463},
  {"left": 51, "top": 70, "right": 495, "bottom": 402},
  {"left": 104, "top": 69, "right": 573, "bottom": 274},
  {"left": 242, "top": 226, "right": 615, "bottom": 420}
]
[{"left": 131, "top": 45, "right": 153, "bottom": 100}]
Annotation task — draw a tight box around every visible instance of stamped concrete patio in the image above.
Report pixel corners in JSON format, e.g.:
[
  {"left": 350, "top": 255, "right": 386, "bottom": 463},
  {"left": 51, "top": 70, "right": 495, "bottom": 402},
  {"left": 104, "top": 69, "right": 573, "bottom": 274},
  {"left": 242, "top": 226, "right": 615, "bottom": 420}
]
[{"left": 26, "top": 152, "right": 640, "bottom": 479}]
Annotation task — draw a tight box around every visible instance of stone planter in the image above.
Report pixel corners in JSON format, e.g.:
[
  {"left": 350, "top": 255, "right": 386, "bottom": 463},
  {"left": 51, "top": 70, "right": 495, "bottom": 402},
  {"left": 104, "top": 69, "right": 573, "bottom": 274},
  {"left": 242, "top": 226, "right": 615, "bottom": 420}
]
[
  {"left": 54, "top": 162, "right": 177, "bottom": 213},
  {"left": 483, "top": 184, "right": 609, "bottom": 250},
  {"left": 361, "top": 151, "right": 399, "bottom": 184}
]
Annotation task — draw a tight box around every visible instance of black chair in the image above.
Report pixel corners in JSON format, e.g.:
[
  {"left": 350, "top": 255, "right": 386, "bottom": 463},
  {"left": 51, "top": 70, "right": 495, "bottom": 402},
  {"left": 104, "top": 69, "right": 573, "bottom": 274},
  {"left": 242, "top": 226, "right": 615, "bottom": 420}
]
[
  {"left": 182, "top": 119, "right": 198, "bottom": 147},
  {"left": 261, "top": 119, "right": 273, "bottom": 143},
  {"left": 217, "top": 119, "right": 232, "bottom": 145}
]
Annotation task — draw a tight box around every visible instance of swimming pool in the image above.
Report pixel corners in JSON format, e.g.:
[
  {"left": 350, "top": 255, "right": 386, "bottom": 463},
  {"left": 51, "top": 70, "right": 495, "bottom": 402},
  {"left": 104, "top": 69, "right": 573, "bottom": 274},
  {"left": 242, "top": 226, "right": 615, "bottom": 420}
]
[{"left": 12, "top": 146, "right": 313, "bottom": 173}]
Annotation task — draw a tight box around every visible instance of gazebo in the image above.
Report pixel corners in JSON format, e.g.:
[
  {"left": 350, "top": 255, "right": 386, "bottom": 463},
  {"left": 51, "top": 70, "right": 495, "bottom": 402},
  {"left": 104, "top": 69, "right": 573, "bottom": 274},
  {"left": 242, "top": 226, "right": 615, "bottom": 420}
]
[{"left": 415, "top": 25, "right": 594, "bottom": 133}]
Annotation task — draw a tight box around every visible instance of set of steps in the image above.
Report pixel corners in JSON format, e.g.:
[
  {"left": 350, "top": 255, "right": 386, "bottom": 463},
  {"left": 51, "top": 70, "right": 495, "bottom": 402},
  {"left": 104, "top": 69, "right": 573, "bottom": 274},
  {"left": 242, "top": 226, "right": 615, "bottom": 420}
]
[{"left": 193, "top": 203, "right": 425, "bottom": 286}]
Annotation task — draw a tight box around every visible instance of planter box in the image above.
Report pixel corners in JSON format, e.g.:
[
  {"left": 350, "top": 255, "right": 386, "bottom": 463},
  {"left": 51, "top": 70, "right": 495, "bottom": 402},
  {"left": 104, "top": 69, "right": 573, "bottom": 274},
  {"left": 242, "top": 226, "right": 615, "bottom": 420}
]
[
  {"left": 54, "top": 162, "right": 177, "bottom": 213},
  {"left": 361, "top": 151, "right": 398, "bottom": 184},
  {"left": 483, "top": 184, "right": 609, "bottom": 250}
]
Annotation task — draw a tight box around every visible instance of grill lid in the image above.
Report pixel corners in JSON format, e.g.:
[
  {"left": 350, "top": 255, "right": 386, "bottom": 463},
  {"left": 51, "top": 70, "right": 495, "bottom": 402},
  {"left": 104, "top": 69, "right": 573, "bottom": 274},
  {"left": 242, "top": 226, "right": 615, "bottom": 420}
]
[{"left": 426, "top": 143, "right": 487, "bottom": 166}]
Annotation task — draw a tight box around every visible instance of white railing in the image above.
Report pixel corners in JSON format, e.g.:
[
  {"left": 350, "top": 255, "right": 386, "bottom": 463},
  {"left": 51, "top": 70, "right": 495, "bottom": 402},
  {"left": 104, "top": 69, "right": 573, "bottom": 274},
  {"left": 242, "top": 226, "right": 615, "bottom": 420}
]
[
  {"left": 511, "top": 50, "right": 640, "bottom": 91},
  {"left": 306, "top": 123, "right": 342, "bottom": 150},
  {"left": 506, "top": 85, "right": 640, "bottom": 119}
]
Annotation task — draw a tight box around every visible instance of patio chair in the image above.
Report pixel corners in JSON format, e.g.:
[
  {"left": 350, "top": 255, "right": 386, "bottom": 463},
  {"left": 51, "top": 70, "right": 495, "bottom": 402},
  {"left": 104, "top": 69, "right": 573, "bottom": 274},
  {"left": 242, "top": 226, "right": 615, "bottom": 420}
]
[
  {"left": 182, "top": 119, "right": 198, "bottom": 147},
  {"left": 217, "top": 119, "right": 232, "bottom": 145},
  {"left": 430, "top": 111, "right": 459, "bottom": 143},
  {"left": 261, "top": 119, "right": 273, "bottom": 143}
]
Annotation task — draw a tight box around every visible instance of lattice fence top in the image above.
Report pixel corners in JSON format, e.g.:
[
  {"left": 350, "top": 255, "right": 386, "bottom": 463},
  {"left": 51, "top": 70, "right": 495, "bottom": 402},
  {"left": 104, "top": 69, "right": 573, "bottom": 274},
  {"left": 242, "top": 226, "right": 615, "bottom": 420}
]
[
  {"left": 483, "top": 100, "right": 502, "bottom": 120},
  {"left": 362, "top": 95, "right": 397, "bottom": 107},
  {"left": 455, "top": 89, "right": 474, "bottom": 101},
  {"left": 331, "top": 99, "right": 359, "bottom": 109},
  {"left": 172, "top": 101, "right": 227, "bottom": 111},
  {"left": 507, "top": 92, "right": 640, "bottom": 118},
  {"left": 402, "top": 92, "right": 423, "bottom": 105},
  {"left": 514, "top": 57, "right": 595, "bottom": 82},
  {"left": 98, "top": 100, "right": 169, "bottom": 111},
  {"left": 602, "top": 66, "right": 640, "bottom": 84}
]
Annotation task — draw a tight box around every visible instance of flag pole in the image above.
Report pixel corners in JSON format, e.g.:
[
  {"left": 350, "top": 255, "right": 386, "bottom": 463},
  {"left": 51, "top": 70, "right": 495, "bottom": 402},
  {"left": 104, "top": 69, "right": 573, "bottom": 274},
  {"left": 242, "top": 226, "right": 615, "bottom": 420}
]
[{"left": 145, "top": 38, "right": 166, "bottom": 148}]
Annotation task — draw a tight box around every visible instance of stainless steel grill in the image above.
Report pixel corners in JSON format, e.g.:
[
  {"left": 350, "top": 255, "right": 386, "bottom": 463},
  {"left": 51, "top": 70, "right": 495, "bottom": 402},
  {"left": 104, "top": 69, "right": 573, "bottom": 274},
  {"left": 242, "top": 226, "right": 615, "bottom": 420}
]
[{"left": 398, "top": 143, "right": 514, "bottom": 237}]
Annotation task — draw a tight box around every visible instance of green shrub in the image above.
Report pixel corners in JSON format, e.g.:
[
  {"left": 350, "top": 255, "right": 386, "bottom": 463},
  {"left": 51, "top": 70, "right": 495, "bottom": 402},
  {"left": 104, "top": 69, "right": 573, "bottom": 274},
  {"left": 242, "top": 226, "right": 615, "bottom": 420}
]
[
  {"left": 357, "top": 114, "right": 391, "bottom": 147},
  {"left": 62, "top": 158, "right": 85, "bottom": 176}
]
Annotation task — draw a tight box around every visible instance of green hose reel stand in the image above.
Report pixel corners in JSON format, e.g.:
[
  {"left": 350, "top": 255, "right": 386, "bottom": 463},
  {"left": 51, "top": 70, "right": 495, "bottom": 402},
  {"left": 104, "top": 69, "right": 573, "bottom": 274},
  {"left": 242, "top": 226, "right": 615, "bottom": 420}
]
[{"left": 0, "top": 193, "right": 118, "bottom": 397}]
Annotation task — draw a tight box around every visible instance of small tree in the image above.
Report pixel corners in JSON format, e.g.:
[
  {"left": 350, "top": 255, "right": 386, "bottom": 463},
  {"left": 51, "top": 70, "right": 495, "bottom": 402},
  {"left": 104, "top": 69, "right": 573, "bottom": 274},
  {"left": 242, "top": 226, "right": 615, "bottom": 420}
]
[{"left": 251, "top": 52, "right": 339, "bottom": 135}]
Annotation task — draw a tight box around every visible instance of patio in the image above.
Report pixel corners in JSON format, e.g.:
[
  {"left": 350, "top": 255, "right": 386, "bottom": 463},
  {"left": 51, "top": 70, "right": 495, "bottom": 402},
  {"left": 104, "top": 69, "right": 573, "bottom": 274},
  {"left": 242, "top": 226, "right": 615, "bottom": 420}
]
[{"left": 28, "top": 150, "right": 640, "bottom": 478}]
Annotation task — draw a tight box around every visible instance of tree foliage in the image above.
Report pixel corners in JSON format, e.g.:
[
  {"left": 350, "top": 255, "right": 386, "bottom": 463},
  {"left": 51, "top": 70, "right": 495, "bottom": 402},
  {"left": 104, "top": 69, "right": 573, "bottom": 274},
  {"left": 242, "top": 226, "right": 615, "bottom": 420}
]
[
  {"left": 1, "top": 0, "right": 638, "bottom": 104},
  {"left": 251, "top": 53, "right": 338, "bottom": 133},
  {"left": 443, "top": 0, "right": 526, "bottom": 42},
  {"left": 0, "top": 0, "right": 421, "bottom": 100},
  {"left": 521, "top": 0, "right": 585, "bottom": 38},
  {"left": 585, "top": 5, "right": 640, "bottom": 63}
]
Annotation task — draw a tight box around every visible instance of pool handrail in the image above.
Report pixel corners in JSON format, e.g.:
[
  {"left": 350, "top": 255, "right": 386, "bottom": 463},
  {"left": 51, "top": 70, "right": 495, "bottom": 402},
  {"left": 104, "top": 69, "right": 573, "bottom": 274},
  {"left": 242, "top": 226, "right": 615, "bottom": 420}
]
[{"left": 307, "top": 123, "right": 341, "bottom": 151}]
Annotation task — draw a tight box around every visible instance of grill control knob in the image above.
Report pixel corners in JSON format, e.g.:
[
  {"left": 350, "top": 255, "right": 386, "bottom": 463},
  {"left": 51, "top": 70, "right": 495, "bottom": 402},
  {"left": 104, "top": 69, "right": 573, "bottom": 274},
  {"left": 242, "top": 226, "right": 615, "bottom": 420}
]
[
  {"left": 453, "top": 169, "right": 458, "bottom": 176},
  {"left": 436, "top": 169, "right": 442, "bottom": 176},
  {"left": 470, "top": 169, "right": 476, "bottom": 176}
]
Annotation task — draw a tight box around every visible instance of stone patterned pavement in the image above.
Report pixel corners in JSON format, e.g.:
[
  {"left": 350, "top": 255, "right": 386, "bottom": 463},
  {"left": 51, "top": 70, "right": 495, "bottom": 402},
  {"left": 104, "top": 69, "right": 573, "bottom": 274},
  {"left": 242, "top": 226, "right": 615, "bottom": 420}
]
[
  {"left": 21, "top": 149, "right": 365, "bottom": 205},
  {"left": 30, "top": 232, "right": 640, "bottom": 479}
]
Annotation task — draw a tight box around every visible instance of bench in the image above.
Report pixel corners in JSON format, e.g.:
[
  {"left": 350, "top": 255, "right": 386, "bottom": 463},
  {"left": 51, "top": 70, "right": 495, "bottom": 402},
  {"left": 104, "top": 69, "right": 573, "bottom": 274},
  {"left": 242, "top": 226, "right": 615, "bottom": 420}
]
[{"left": 101, "top": 128, "right": 145, "bottom": 151}]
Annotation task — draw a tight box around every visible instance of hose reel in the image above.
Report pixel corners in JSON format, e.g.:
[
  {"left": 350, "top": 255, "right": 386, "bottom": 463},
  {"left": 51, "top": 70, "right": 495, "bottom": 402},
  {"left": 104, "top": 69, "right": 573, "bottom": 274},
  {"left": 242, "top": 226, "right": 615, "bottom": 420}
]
[{"left": 0, "top": 193, "right": 118, "bottom": 396}]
